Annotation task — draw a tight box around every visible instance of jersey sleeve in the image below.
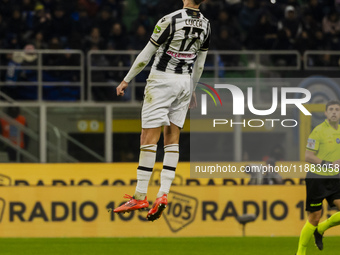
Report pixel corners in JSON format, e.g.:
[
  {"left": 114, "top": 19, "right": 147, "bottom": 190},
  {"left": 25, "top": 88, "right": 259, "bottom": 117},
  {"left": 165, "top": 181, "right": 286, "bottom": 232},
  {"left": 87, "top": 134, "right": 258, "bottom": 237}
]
[
  {"left": 306, "top": 129, "right": 321, "bottom": 152},
  {"left": 150, "top": 16, "right": 171, "bottom": 47},
  {"left": 200, "top": 22, "right": 211, "bottom": 51}
]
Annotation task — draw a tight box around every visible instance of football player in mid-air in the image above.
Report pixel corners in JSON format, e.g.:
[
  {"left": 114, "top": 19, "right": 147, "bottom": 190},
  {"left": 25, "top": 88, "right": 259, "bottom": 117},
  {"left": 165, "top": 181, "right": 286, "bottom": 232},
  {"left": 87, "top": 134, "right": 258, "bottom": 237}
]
[{"left": 114, "top": 0, "right": 210, "bottom": 221}]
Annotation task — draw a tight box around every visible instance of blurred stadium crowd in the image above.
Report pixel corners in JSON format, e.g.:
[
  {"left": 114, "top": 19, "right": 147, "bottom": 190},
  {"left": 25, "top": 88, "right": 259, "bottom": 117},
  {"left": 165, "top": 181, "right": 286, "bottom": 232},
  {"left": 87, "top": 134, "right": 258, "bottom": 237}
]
[
  {"left": 0, "top": 0, "right": 340, "bottom": 53},
  {"left": 0, "top": 0, "right": 340, "bottom": 101}
]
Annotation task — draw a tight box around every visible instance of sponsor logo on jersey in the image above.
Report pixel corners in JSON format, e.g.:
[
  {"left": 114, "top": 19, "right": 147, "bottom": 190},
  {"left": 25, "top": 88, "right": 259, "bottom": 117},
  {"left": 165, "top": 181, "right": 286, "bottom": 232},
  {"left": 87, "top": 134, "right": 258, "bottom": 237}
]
[
  {"left": 307, "top": 138, "right": 316, "bottom": 149},
  {"left": 154, "top": 25, "right": 161, "bottom": 34},
  {"left": 337, "top": 138, "right": 340, "bottom": 144},
  {"left": 185, "top": 19, "right": 203, "bottom": 28},
  {"left": 166, "top": 50, "right": 196, "bottom": 59}
]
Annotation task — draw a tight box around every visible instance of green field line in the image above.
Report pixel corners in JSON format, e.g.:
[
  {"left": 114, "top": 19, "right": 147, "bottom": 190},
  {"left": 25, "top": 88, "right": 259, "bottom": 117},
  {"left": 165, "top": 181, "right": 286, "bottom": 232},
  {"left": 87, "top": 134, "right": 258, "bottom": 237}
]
[{"left": 0, "top": 237, "right": 339, "bottom": 255}]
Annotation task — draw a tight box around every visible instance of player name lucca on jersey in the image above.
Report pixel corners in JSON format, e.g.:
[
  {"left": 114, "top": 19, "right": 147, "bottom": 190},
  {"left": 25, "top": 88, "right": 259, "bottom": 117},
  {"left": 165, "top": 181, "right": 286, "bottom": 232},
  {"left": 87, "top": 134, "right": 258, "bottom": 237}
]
[
  {"left": 150, "top": 8, "right": 211, "bottom": 74},
  {"left": 185, "top": 19, "right": 203, "bottom": 28}
]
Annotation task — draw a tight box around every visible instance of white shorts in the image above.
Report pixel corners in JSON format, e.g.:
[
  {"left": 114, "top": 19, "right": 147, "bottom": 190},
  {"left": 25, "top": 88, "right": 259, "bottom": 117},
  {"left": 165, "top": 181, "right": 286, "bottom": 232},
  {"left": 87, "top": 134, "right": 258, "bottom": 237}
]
[{"left": 141, "top": 69, "right": 192, "bottom": 129}]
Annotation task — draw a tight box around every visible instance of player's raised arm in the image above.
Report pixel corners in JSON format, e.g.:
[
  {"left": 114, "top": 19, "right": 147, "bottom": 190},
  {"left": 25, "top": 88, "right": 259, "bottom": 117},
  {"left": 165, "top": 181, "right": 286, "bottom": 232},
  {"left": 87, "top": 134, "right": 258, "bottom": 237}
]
[
  {"left": 189, "top": 51, "right": 207, "bottom": 109},
  {"left": 116, "top": 16, "right": 171, "bottom": 97},
  {"left": 116, "top": 42, "right": 158, "bottom": 96},
  {"left": 190, "top": 21, "right": 210, "bottom": 108},
  {"left": 192, "top": 51, "right": 208, "bottom": 89}
]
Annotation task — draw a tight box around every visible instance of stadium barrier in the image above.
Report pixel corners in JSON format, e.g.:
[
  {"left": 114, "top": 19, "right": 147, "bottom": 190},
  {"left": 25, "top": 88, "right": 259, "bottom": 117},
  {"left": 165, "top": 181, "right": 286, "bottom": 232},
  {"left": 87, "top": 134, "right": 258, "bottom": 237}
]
[
  {"left": 0, "top": 49, "right": 85, "bottom": 101},
  {"left": 1, "top": 162, "right": 336, "bottom": 238},
  {"left": 1, "top": 185, "right": 340, "bottom": 237}
]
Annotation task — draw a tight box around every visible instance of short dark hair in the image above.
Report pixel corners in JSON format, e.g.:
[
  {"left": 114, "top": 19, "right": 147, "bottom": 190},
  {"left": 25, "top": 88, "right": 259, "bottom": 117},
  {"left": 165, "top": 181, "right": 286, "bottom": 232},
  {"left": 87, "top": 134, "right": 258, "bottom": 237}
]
[
  {"left": 326, "top": 100, "right": 340, "bottom": 111},
  {"left": 193, "top": 0, "right": 204, "bottom": 5}
]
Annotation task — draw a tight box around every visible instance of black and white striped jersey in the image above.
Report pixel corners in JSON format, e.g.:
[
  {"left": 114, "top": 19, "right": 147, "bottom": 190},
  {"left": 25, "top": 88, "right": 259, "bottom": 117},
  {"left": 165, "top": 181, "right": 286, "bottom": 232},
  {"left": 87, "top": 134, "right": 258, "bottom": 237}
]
[{"left": 150, "top": 7, "right": 210, "bottom": 75}]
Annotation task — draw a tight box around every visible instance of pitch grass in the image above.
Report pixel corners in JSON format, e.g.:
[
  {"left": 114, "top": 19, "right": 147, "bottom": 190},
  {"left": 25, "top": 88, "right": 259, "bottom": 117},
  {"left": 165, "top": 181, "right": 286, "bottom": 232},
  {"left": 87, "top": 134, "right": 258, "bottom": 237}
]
[{"left": 0, "top": 237, "right": 339, "bottom": 255}]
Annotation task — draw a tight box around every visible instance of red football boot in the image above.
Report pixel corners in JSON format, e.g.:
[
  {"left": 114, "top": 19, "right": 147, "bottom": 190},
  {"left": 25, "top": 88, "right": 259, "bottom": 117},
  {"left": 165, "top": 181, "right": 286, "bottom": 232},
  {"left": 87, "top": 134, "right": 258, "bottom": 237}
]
[
  {"left": 147, "top": 194, "right": 168, "bottom": 221},
  {"left": 113, "top": 194, "right": 149, "bottom": 213}
]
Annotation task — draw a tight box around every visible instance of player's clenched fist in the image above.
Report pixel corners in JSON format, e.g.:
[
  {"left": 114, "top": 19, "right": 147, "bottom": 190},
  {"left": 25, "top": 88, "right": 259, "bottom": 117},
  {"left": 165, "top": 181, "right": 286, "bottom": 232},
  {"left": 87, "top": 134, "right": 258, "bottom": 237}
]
[{"left": 116, "top": 80, "right": 128, "bottom": 96}]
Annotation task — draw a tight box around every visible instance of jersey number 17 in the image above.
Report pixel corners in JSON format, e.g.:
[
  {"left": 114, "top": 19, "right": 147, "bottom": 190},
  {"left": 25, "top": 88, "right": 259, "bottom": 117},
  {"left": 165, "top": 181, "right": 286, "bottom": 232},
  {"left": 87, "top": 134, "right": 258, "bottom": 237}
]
[{"left": 179, "top": 27, "right": 203, "bottom": 51}]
